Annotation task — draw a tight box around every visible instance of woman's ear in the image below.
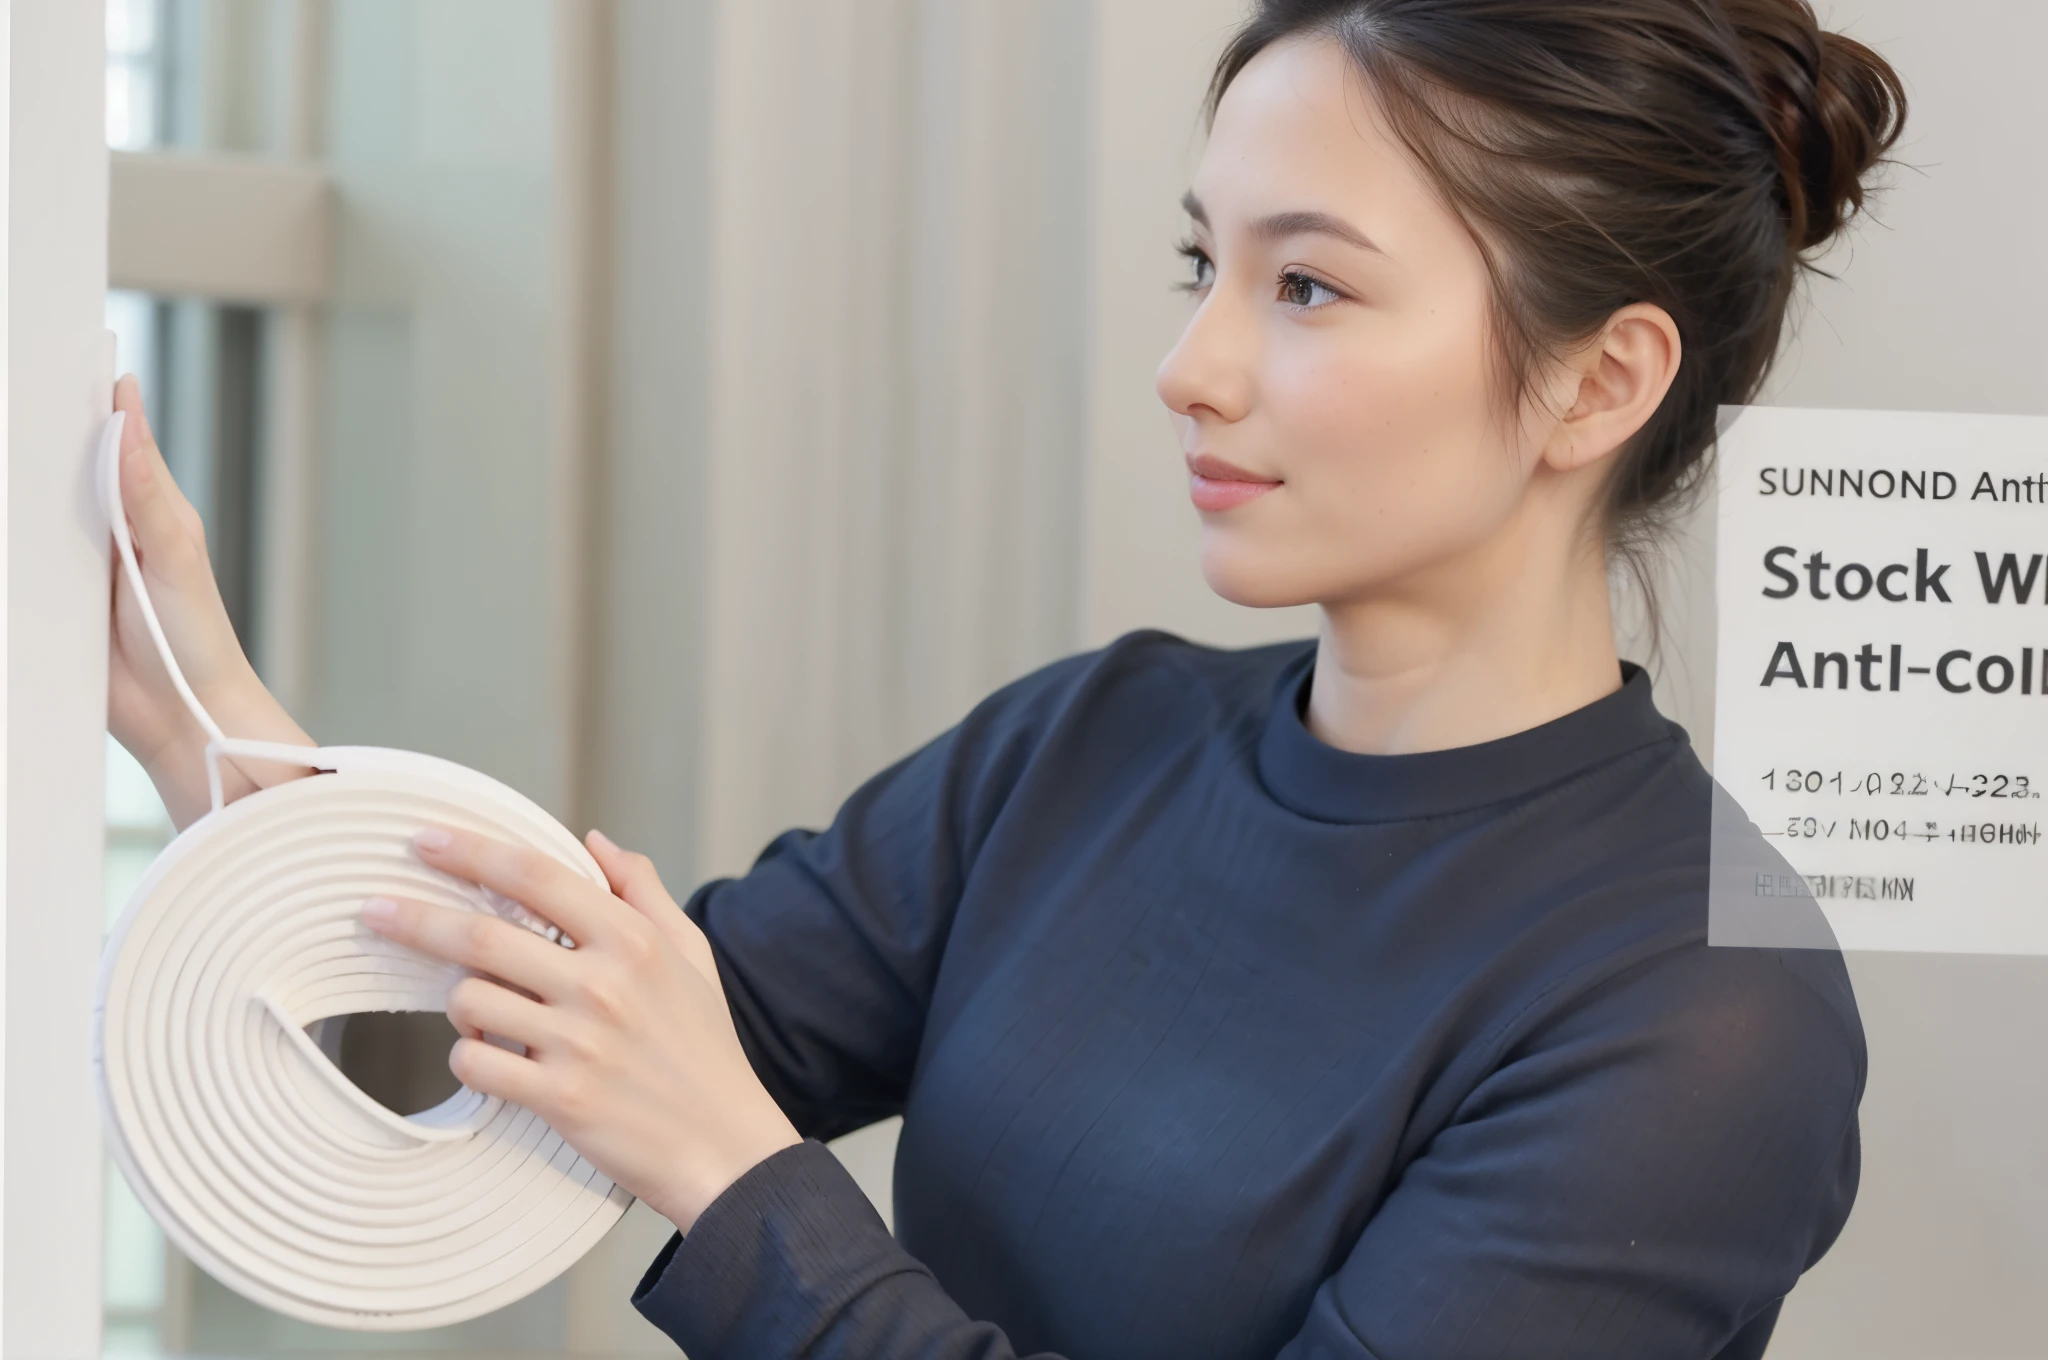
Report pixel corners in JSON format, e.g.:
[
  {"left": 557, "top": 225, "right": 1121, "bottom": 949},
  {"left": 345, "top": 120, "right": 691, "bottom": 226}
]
[{"left": 1544, "top": 302, "right": 1682, "bottom": 474}]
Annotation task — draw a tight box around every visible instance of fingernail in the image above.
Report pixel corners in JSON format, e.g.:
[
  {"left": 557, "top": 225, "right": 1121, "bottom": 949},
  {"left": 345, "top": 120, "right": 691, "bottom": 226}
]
[
  {"left": 362, "top": 896, "right": 398, "bottom": 926},
  {"left": 413, "top": 827, "right": 454, "bottom": 852},
  {"left": 587, "top": 828, "right": 618, "bottom": 853}
]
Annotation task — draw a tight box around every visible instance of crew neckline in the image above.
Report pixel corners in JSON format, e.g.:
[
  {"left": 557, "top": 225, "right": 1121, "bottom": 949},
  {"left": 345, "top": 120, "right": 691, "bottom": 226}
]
[{"left": 1255, "top": 644, "right": 1682, "bottom": 824}]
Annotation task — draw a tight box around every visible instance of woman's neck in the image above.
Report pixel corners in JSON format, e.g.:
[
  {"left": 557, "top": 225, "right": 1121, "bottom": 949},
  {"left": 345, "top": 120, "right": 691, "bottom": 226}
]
[{"left": 1304, "top": 524, "right": 1623, "bottom": 757}]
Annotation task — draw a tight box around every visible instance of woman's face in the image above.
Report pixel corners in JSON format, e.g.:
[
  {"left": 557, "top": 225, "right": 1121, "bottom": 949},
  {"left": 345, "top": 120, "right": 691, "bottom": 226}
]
[{"left": 1157, "top": 36, "right": 1567, "bottom": 610}]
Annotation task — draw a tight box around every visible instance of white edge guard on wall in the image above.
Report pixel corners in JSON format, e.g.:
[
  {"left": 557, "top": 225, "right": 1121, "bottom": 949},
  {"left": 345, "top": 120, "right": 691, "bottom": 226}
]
[{"left": 91, "top": 411, "right": 632, "bottom": 1329}]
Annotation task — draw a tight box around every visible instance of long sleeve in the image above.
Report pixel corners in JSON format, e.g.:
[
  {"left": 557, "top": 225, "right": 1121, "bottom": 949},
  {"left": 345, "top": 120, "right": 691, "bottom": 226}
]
[
  {"left": 679, "top": 652, "right": 1095, "bottom": 1142},
  {"left": 1276, "top": 945, "right": 1863, "bottom": 1360},
  {"left": 631, "top": 939, "right": 1862, "bottom": 1360}
]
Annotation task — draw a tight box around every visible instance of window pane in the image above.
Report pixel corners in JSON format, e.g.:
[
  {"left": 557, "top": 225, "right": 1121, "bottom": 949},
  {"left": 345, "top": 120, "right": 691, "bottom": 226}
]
[
  {"left": 106, "top": 0, "right": 304, "bottom": 156},
  {"left": 107, "top": 0, "right": 160, "bottom": 56},
  {"left": 106, "top": 0, "right": 164, "bottom": 149}
]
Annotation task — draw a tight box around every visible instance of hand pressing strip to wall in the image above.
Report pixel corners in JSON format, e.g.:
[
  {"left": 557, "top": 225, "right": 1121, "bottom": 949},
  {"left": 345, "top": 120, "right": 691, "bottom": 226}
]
[{"left": 92, "top": 410, "right": 633, "bottom": 1329}]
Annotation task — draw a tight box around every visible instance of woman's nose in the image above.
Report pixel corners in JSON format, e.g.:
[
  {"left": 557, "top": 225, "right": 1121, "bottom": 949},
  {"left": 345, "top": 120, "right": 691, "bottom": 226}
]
[{"left": 1155, "top": 290, "right": 1255, "bottom": 426}]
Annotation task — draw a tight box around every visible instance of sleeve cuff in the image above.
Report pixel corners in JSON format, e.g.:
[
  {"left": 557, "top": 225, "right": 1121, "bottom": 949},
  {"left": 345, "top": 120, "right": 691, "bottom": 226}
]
[{"left": 630, "top": 1138, "right": 904, "bottom": 1358}]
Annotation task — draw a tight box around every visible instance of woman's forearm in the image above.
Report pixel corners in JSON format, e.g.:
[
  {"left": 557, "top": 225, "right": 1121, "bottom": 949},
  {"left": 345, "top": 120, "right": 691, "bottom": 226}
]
[{"left": 145, "top": 666, "right": 319, "bottom": 829}]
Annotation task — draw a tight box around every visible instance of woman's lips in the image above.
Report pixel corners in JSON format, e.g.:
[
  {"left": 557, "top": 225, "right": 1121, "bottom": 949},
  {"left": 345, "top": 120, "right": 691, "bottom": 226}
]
[{"left": 1186, "top": 454, "right": 1280, "bottom": 513}]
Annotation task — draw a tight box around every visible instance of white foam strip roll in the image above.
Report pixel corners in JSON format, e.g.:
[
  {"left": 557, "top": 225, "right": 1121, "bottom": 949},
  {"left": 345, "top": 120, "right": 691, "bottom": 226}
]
[{"left": 93, "top": 412, "right": 632, "bottom": 1329}]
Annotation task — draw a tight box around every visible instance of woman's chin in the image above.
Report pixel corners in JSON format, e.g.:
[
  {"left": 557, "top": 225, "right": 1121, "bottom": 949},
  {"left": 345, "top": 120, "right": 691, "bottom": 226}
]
[{"left": 1197, "top": 540, "right": 1319, "bottom": 611}]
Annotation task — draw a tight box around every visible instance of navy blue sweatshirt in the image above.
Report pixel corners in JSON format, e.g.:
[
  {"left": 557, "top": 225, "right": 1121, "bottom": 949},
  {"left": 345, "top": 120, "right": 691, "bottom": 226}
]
[{"left": 633, "top": 632, "right": 1864, "bottom": 1360}]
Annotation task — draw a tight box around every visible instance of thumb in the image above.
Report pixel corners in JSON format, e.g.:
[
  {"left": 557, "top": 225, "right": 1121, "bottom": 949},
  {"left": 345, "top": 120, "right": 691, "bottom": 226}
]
[
  {"left": 114, "top": 374, "right": 207, "bottom": 577},
  {"left": 585, "top": 829, "right": 717, "bottom": 981}
]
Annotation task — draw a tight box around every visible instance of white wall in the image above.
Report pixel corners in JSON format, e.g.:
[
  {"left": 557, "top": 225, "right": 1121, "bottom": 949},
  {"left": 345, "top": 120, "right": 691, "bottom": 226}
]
[
  {"left": 2, "top": 3, "right": 12, "bottom": 1344},
  {"left": 5, "top": 1, "right": 111, "bottom": 1355}
]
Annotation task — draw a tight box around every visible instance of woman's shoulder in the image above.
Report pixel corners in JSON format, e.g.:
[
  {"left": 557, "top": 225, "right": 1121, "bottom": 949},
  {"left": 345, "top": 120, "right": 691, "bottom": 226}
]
[
  {"left": 1500, "top": 875, "right": 1868, "bottom": 1138},
  {"left": 1477, "top": 743, "right": 1867, "bottom": 1131}
]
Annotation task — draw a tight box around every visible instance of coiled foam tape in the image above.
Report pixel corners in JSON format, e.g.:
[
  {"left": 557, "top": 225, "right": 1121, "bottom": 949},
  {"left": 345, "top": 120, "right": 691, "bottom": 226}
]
[{"left": 92, "top": 411, "right": 632, "bottom": 1329}]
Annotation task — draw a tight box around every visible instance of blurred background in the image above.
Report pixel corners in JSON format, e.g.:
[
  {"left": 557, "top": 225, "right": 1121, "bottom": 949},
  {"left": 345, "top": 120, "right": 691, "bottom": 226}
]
[{"left": 89, "top": 0, "right": 2048, "bottom": 1356}]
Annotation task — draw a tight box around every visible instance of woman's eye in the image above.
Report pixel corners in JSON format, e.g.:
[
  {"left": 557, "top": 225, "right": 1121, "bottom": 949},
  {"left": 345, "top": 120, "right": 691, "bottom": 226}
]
[
  {"left": 1175, "top": 241, "right": 1215, "bottom": 293},
  {"left": 1279, "top": 271, "right": 1342, "bottom": 309}
]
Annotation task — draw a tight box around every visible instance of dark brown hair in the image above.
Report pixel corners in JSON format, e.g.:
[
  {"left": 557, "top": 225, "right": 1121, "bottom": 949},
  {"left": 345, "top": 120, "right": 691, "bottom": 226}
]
[{"left": 1209, "top": 0, "right": 1907, "bottom": 631}]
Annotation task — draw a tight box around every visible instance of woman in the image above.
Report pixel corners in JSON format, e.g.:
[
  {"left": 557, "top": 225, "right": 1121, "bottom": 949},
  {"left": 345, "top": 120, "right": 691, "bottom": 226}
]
[{"left": 110, "top": 1, "right": 1905, "bottom": 1356}]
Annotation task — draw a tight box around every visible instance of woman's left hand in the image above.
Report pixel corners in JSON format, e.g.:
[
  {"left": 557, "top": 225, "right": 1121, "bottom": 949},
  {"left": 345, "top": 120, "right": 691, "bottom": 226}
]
[{"left": 361, "top": 825, "right": 801, "bottom": 1234}]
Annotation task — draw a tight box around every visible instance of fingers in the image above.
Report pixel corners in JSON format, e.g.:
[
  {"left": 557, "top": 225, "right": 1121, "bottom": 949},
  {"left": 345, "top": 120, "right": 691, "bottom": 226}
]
[
  {"left": 585, "top": 829, "right": 678, "bottom": 917},
  {"left": 114, "top": 375, "right": 207, "bottom": 575},
  {"left": 114, "top": 373, "right": 154, "bottom": 444},
  {"left": 362, "top": 895, "right": 579, "bottom": 1000},
  {"left": 448, "top": 1035, "right": 546, "bottom": 1110},
  {"left": 585, "top": 829, "right": 718, "bottom": 981},
  {"left": 444, "top": 974, "right": 560, "bottom": 1053},
  {"left": 412, "top": 826, "right": 627, "bottom": 948}
]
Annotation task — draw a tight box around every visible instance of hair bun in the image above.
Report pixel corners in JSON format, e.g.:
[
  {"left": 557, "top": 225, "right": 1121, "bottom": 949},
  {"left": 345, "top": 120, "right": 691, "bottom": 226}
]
[{"left": 1725, "top": 0, "right": 1908, "bottom": 253}]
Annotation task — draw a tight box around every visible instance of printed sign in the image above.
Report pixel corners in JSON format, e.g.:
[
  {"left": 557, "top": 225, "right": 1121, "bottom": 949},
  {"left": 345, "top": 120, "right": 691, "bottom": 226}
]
[{"left": 1711, "top": 405, "right": 2048, "bottom": 954}]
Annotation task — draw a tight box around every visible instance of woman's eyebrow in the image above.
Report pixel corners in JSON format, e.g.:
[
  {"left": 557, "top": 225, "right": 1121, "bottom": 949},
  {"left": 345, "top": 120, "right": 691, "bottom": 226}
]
[{"left": 1179, "top": 192, "right": 1384, "bottom": 256}]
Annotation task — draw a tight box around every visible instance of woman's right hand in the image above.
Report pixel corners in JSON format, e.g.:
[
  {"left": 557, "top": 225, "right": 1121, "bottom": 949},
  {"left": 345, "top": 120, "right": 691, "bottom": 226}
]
[{"left": 109, "top": 373, "right": 318, "bottom": 829}]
